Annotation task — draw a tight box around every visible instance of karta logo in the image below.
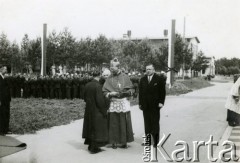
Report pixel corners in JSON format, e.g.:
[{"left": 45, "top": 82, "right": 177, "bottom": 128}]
[{"left": 142, "top": 134, "right": 239, "bottom": 162}]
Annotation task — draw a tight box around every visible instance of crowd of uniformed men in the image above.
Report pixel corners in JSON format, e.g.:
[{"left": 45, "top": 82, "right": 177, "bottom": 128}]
[{"left": 4, "top": 72, "right": 140, "bottom": 99}]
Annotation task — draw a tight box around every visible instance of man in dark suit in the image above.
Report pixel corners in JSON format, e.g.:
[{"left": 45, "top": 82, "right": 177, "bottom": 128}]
[
  {"left": 139, "top": 64, "right": 166, "bottom": 147},
  {"left": 0, "top": 66, "right": 11, "bottom": 135}
]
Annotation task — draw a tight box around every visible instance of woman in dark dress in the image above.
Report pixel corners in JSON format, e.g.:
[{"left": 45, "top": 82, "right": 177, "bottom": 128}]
[{"left": 226, "top": 77, "right": 240, "bottom": 126}]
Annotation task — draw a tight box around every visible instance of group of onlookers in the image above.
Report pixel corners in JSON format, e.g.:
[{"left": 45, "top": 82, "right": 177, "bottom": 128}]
[{"left": 2, "top": 72, "right": 140, "bottom": 100}]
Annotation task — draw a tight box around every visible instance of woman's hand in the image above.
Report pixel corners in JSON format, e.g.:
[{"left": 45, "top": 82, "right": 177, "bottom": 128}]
[
  {"left": 233, "top": 96, "right": 239, "bottom": 103},
  {"left": 109, "top": 92, "right": 119, "bottom": 97}
]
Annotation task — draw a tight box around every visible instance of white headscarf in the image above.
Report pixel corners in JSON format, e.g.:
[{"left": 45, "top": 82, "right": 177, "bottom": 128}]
[
  {"left": 225, "top": 77, "right": 240, "bottom": 111},
  {"left": 230, "top": 77, "right": 240, "bottom": 96}
]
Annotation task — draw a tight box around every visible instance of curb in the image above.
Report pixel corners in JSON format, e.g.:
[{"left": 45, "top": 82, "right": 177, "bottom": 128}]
[{"left": 211, "top": 126, "right": 233, "bottom": 163}]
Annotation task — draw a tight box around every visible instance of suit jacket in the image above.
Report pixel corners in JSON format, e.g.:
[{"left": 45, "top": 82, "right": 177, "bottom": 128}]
[
  {"left": 0, "top": 75, "right": 11, "bottom": 104},
  {"left": 139, "top": 73, "right": 166, "bottom": 110}
]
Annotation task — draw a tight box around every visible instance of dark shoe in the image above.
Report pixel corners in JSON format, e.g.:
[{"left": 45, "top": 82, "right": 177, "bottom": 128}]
[
  {"left": 112, "top": 144, "right": 117, "bottom": 149},
  {"left": 228, "top": 121, "right": 236, "bottom": 127},
  {"left": 88, "top": 145, "right": 92, "bottom": 151},
  {"left": 89, "top": 147, "right": 102, "bottom": 154},
  {"left": 119, "top": 144, "right": 128, "bottom": 149}
]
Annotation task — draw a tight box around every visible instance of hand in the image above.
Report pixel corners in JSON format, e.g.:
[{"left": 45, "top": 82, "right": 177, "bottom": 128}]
[
  {"left": 158, "top": 103, "right": 164, "bottom": 108},
  {"left": 234, "top": 98, "right": 239, "bottom": 103},
  {"left": 110, "top": 92, "right": 119, "bottom": 97}
]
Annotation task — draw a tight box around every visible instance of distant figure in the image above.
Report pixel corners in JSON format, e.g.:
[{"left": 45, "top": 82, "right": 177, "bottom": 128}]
[
  {"left": 63, "top": 65, "right": 67, "bottom": 74},
  {"left": 74, "top": 66, "right": 78, "bottom": 73},
  {"left": 0, "top": 65, "right": 11, "bottom": 135},
  {"left": 77, "top": 67, "right": 80, "bottom": 74},
  {"left": 225, "top": 77, "right": 240, "bottom": 126},
  {"left": 82, "top": 71, "right": 108, "bottom": 154},
  {"left": 28, "top": 65, "right": 33, "bottom": 74},
  {"left": 138, "top": 64, "right": 166, "bottom": 147},
  {"left": 51, "top": 64, "right": 56, "bottom": 76},
  {"left": 59, "top": 65, "right": 63, "bottom": 75}
]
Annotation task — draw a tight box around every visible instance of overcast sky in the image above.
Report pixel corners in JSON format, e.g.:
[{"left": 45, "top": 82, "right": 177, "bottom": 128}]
[{"left": 0, "top": 0, "right": 239, "bottom": 59}]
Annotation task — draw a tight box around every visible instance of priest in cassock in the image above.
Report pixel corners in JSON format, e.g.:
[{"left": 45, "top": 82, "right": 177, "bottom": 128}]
[
  {"left": 102, "top": 58, "right": 134, "bottom": 149},
  {"left": 82, "top": 71, "right": 109, "bottom": 154},
  {"left": 0, "top": 65, "right": 11, "bottom": 135}
]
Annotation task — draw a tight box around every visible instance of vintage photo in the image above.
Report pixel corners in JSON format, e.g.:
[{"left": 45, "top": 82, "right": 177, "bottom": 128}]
[{"left": 0, "top": 0, "right": 240, "bottom": 162}]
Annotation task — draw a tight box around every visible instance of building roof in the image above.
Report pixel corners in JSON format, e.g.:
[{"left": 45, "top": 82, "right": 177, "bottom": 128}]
[{"left": 117, "top": 36, "right": 200, "bottom": 43}]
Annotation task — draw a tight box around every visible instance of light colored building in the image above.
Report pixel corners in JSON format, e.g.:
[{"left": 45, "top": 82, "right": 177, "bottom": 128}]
[
  {"left": 127, "top": 36, "right": 200, "bottom": 77},
  {"left": 201, "top": 56, "right": 215, "bottom": 77}
]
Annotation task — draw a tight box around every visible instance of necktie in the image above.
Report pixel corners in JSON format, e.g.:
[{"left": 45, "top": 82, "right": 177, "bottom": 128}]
[{"left": 148, "top": 76, "right": 151, "bottom": 83}]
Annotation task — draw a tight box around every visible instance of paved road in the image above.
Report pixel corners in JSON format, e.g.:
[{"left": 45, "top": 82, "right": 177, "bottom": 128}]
[{"left": 0, "top": 81, "right": 233, "bottom": 163}]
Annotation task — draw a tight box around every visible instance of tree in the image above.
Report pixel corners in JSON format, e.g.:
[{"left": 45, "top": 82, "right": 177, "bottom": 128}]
[
  {"left": 108, "top": 39, "right": 124, "bottom": 59},
  {"left": 174, "top": 34, "right": 193, "bottom": 71},
  {"left": 155, "top": 46, "right": 168, "bottom": 71},
  {"left": 10, "top": 41, "right": 22, "bottom": 73},
  {"left": 47, "top": 30, "right": 61, "bottom": 67},
  {"left": 78, "top": 37, "right": 94, "bottom": 66},
  {"left": 191, "top": 51, "right": 208, "bottom": 72},
  {"left": 28, "top": 37, "right": 41, "bottom": 71},
  {"left": 58, "top": 27, "right": 77, "bottom": 67},
  {"left": 215, "top": 57, "right": 240, "bottom": 75},
  {"left": 136, "top": 39, "right": 153, "bottom": 70},
  {"left": 20, "top": 34, "right": 30, "bottom": 65},
  {"left": 92, "top": 35, "right": 112, "bottom": 67},
  {"left": 0, "top": 32, "right": 11, "bottom": 66},
  {"left": 121, "top": 40, "right": 138, "bottom": 70}
]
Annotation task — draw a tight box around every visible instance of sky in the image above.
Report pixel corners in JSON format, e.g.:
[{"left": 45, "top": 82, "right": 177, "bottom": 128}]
[{"left": 0, "top": 0, "right": 240, "bottom": 59}]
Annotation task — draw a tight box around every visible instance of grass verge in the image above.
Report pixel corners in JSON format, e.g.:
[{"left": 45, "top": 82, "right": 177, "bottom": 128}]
[
  {"left": 166, "top": 78, "right": 213, "bottom": 95},
  {"left": 10, "top": 98, "right": 85, "bottom": 134}
]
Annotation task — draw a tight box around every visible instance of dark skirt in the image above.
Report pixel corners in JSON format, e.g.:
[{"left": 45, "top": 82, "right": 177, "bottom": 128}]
[
  {"left": 108, "top": 111, "right": 134, "bottom": 144},
  {"left": 227, "top": 109, "right": 240, "bottom": 126}
]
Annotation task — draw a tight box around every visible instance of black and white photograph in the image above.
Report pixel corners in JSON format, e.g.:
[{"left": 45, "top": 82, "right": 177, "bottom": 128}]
[{"left": 0, "top": 0, "right": 240, "bottom": 162}]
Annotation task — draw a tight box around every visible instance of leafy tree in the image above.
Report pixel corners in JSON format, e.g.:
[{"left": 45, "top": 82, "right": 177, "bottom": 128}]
[
  {"left": 174, "top": 34, "right": 193, "bottom": 71},
  {"left": 0, "top": 32, "right": 11, "bottom": 66},
  {"left": 109, "top": 40, "right": 123, "bottom": 58},
  {"left": 20, "top": 34, "right": 30, "bottom": 65},
  {"left": 155, "top": 46, "right": 168, "bottom": 71},
  {"left": 10, "top": 41, "right": 22, "bottom": 73},
  {"left": 47, "top": 30, "right": 61, "bottom": 67},
  {"left": 58, "top": 28, "right": 77, "bottom": 67},
  {"left": 92, "top": 35, "right": 112, "bottom": 67},
  {"left": 191, "top": 51, "right": 209, "bottom": 72},
  {"left": 136, "top": 39, "right": 153, "bottom": 70},
  {"left": 79, "top": 37, "right": 94, "bottom": 66},
  {"left": 28, "top": 37, "right": 41, "bottom": 71},
  {"left": 215, "top": 57, "right": 240, "bottom": 75},
  {"left": 227, "top": 66, "right": 240, "bottom": 76}
]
